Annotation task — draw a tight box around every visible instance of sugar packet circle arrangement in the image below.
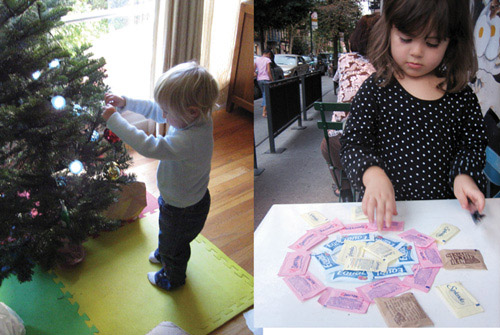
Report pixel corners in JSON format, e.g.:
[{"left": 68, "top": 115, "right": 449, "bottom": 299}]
[{"left": 277, "top": 209, "right": 487, "bottom": 326}]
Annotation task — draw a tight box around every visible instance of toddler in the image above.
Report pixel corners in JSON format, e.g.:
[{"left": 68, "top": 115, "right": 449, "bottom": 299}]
[{"left": 103, "top": 61, "right": 219, "bottom": 290}]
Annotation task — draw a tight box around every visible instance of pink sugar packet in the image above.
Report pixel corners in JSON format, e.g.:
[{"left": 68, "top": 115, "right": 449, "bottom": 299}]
[
  {"left": 367, "top": 220, "right": 405, "bottom": 232},
  {"left": 289, "top": 231, "right": 328, "bottom": 251},
  {"left": 282, "top": 272, "right": 327, "bottom": 301},
  {"left": 415, "top": 243, "right": 443, "bottom": 268},
  {"left": 318, "top": 287, "right": 370, "bottom": 314},
  {"left": 356, "top": 277, "right": 411, "bottom": 303},
  {"left": 401, "top": 264, "right": 440, "bottom": 293},
  {"left": 398, "top": 229, "right": 435, "bottom": 248},
  {"left": 309, "top": 218, "right": 345, "bottom": 236},
  {"left": 278, "top": 251, "right": 311, "bottom": 277},
  {"left": 340, "top": 223, "right": 376, "bottom": 234}
]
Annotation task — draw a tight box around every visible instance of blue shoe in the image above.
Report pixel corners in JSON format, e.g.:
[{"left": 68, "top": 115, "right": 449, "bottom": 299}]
[
  {"left": 147, "top": 268, "right": 185, "bottom": 291},
  {"left": 148, "top": 249, "right": 161, "bottom": 264}
]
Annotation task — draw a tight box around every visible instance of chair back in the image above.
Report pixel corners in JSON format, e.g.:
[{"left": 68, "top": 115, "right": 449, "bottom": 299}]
[
  {"left": 314, "top": 102, "right": 350, "bottom": 134},
  {"left": 314, "top": 102, "right": 354, "bottom": 202}
]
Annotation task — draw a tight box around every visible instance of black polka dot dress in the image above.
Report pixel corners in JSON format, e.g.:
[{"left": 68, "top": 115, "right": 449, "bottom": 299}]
[{"left": 340, "top": 74, "right": 488, "bottom": 201}]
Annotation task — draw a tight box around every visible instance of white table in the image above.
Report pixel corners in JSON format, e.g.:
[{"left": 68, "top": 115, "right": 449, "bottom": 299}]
[{"left": 254, "top": 199, "right": 500, "bottom": 327}]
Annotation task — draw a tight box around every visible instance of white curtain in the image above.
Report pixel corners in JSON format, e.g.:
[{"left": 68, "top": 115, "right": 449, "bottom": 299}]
[
  {"left": 200, "top": 0, "right": 242, "bottom": 109},
  {"left": 152, "top": 0, "right": 204, "bottom": 134}
]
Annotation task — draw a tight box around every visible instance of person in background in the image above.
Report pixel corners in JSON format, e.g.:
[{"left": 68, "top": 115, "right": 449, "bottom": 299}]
[
  {"left": 340, "top": 0, "right": 487, "bottom": 230},
  {"left": 254, "top": 49, "right": 273, "bottom": 117},
  {"left": 320, "top": 13, "right": 380, "bottom": 201}
]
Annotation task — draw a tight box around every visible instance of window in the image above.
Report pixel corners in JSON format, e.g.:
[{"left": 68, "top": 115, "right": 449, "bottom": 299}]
[{"left": 60, "top": 0, "right": 157, "bottom": 132}]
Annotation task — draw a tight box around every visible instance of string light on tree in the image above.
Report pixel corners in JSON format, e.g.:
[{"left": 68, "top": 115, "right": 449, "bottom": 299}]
[
  {"left": 32, "top": 70, "right": 41, "bottom": 80},
  {"left": 49, "top": 58, "right": 60, "bottom": 69},
  {"left": 69, "top": 160, "right": 84, "bottom": 175},
  {"left": 51, "top": 95, "right": 66, "bottom": 110}
]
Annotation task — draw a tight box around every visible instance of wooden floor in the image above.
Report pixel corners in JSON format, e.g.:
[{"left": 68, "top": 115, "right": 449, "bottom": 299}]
[{"left": 125, "top": 108, "right": 254, "bottom": 335}]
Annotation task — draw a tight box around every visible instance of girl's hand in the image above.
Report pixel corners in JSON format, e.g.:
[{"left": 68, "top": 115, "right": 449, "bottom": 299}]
[
  {"left": 104, "top": 93, "right": 126, "bottom": 108},
  {"left": 362, "top": 166, "right": 398, "bottom": 231},
  {"left": 102, "top": 105, "right": 116, "bottom": 121},
  {"left": 454, "top": 174, "right": 485, "bottom": 213}
]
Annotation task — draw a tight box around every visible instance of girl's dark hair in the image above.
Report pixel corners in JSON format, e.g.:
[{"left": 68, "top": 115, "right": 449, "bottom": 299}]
[
  {"left": 368, "top": 0, "right": 478, "bottom": 92},
  {"left": 349, "top": 13, "right": 381, "bottom": 57}
]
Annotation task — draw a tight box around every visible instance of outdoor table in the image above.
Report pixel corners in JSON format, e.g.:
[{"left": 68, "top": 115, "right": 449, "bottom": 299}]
[{"left": 255, "top": 198, "right": 500, "bottom": 327}]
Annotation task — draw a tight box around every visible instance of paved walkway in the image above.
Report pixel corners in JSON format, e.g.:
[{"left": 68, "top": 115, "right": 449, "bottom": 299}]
[{"left": 254, "top": 76, "right": 340, "bottom": 228}]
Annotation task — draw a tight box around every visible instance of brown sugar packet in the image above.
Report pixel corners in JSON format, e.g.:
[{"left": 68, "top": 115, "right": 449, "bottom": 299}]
[
  {"left": 375, "top": 293, "right": 434, "bottom": 327},
  {"left": 439, "top": 249, "right": 487, "bottom": 270}
]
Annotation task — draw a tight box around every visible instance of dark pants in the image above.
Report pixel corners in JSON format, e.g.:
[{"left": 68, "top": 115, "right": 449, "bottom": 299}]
[{"left": 157, "top": 190, "right": 211, "bottom": 286}]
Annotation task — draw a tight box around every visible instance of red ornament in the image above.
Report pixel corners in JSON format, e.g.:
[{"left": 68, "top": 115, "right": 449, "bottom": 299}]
[{"left": 104, "top": 128, "right": 120, "bottom": 143}]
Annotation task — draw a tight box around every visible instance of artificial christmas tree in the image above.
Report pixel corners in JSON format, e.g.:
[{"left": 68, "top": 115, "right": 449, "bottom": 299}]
[{"left": 0, "top": 0, "right": 135, "bottom": 284}]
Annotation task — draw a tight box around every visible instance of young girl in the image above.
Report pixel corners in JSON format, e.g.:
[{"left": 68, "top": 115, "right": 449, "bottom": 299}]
[
  {"left": 340, "top": 0, "right": 488, "bottom": 230},
  {"left": 102, "top": 62, "right": 219, "bottom": 290}
]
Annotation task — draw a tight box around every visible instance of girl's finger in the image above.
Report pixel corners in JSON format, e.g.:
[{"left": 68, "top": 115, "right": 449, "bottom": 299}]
[
  {"left": 455, "top": 189, "right": 469, "bottom": 211},
  {"left": 476, "top": 195, "right": 485, "bottom": 213},
  {"left": 362, "top": 196, "right": 368, "bottom": 218},
  {"left": 467, "top": 190, "right": 485, "bottom": 213},
  {"left": 376, "top": 200, "right": 385, "bottom": 231},
  {"left": 385, "top": 201, "right": 394, "bottom": 228},
  {"left": 364, "top": 196, "right": 375, "bottom": 225}
]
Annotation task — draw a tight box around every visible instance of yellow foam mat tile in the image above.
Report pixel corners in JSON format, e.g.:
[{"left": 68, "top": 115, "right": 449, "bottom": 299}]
[{"left": 52, "top": 212, "right": 253, "bottom": 335}]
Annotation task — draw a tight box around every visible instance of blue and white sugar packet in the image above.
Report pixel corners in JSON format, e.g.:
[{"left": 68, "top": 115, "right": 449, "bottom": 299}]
[
  {"left": 336, "top": 233, "right": 375, "bottom": 243},
  {"left": 372, "top": 264, "right": 413, "bottom": 280},
  {"left": 312, "top": 252, "right": 342, "bottom": 271},
  {"left": 323, "top": 239, "right": 344, "bottom": 254},
  {"left": 326, "top": 269, "right": 373, "bottom": 283},
  {"left": 395, "top": 242, "right": 419, "bottom": 266}
]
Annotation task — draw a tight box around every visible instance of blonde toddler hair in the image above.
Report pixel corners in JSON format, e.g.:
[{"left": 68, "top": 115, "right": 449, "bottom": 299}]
[{"left": 154, "top": 61, "right": 219, "bottom": 124}]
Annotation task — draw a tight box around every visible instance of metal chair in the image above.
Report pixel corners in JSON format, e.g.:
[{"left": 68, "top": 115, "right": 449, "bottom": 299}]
[
  {"left": 484, "top": 146, "right": 500, "bottom": 198},
  {"left": 315, "top": 102, "right": 356, "bottom": 202}
]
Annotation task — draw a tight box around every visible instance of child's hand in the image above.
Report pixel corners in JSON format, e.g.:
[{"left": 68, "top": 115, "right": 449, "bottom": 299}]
[
  {"left": 104, "top": 93, "right": 126, "bottom": 108},
  {"left": 102, "top": 104, "right": 116, "bottom": 121},
  {"left": 453, "top": 174, "right": 485, "bottom": 213},
  {"left": 362, "top": 166, "right": 398, "bottom": 231}
]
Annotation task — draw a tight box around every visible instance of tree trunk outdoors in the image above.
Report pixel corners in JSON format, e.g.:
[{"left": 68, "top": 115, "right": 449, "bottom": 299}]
[
  {"left": 259, "top": 26, "right": 265, "bottom": 54},
  {"left": 333, "top": 37, "right": 339, "bottom": 64},
  {"left": 344, "top": 38, "right": 350, "bottom": 53}
]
